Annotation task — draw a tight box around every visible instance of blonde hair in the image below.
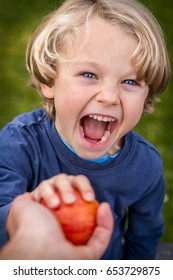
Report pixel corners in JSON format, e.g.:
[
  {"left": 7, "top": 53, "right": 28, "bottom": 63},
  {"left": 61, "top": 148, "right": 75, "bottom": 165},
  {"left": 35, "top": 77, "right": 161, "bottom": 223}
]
[{"left": 26, "top": 0, "right": 170, "bottom": 118}]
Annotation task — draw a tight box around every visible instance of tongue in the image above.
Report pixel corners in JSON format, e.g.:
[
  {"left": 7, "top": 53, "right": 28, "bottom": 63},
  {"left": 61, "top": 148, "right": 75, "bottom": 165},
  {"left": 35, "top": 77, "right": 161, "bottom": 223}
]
[{"left": 82, "top": 116, "right": 107, "bottom": 140}]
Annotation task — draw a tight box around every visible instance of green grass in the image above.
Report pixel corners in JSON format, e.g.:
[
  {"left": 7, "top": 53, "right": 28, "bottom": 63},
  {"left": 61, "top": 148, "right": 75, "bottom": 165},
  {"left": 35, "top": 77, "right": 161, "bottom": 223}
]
[{"left": 0, "top": 0, "right": 173, "bottom": 242}]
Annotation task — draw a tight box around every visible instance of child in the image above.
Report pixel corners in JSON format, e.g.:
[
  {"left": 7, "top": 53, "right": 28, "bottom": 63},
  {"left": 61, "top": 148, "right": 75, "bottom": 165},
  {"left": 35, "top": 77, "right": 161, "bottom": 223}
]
[{"left": 0, "top": 0, "right": 170, "bottom": 259}]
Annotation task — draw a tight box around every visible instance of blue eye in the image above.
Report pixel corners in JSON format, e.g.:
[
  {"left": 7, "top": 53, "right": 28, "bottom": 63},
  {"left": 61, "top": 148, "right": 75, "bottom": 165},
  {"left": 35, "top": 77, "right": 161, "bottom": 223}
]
[
  {"left": 82, "top": 72, "right": 96, "bottom": 79},
  {"left": 122, "top": 80, "right": 139, "bottom": 86}
]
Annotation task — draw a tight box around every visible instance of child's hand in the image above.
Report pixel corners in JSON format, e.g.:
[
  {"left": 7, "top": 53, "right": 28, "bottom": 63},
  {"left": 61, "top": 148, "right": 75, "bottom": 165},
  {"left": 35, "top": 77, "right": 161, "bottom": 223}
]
[{"left": 32, "top": 174, "right": 95, "bottom": 209}]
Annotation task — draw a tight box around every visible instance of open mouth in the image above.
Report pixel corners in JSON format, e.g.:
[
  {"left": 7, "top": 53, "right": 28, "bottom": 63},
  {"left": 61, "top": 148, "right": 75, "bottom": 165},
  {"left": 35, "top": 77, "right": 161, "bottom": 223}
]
[{"left": 80, "top": 114, "right": 117, "bottom": 144}]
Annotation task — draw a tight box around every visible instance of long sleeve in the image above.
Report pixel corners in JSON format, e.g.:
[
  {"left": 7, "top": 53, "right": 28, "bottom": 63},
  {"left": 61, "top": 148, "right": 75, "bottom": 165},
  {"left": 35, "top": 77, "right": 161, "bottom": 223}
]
[
  {"left": 0, "top": 124, "right": 34, "bottom": 246},
  {"left": 123, "top": 171, "right": 165, "bottom": 259}
]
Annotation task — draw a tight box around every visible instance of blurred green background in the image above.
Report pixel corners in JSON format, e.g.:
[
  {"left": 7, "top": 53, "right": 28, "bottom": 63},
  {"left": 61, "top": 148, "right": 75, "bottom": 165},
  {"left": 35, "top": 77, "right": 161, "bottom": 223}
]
[{"left": 0, "top": 0, "right": 172, "bottom": 242}]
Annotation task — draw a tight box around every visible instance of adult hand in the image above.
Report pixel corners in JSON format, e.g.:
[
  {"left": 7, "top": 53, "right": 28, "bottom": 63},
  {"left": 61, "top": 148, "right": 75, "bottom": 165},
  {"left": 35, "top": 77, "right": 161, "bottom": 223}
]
[{"left": 0, "top": 193, "right": 113, "bottom": 259}]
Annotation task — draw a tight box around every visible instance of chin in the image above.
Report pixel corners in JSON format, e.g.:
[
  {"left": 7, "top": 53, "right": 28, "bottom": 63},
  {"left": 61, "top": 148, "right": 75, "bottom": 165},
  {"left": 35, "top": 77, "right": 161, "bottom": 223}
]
[{"left": 75, "top": 149, "right": 108, "bottom": 161}]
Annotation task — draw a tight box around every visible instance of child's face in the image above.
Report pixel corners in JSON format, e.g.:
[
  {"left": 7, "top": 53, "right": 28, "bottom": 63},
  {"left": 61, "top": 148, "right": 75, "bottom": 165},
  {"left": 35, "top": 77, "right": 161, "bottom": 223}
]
[{"left": 42, "top": 17, "right": 149, "bottom": 159}]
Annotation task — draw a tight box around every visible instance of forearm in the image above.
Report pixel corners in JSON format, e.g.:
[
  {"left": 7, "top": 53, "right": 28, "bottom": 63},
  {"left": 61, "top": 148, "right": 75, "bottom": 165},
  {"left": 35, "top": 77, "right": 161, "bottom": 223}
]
[
  {"left": 0, "top": 231, "right": 30, "bottom": 260},
  {"left": 0, "top": 229, "right": 54, "bottom": 260}
]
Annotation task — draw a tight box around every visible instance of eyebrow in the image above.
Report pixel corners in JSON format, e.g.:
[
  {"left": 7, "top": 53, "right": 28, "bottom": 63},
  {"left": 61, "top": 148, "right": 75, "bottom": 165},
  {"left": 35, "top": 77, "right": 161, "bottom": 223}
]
[
  {"left": 71, "top": 61, "right": 101, "bottom": 68},
  {"left": 71, "top": 60, "right": 138, "bottom": 77}
]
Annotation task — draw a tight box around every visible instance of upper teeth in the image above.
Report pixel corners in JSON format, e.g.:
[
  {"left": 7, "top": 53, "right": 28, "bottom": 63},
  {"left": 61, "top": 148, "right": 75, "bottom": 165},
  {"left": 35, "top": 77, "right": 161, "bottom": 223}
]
[{"left": 89, "top": 114, "right": 115, "bottom": 122}]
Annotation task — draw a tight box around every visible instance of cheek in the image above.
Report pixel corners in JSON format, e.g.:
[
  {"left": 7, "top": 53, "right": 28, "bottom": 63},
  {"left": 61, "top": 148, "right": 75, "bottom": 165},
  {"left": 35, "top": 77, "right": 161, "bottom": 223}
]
[
  {"left": 127, "top": 113, "right": 142, "bottom": 128},
  {"left": 124, "top": 102, "right": 145, "bottom": 128},
  {"left": 54, "top": 96, "right": 77, "bottom": 127},
  {"left": 54, "top": 92, "right": 75, "bottom": 121}
]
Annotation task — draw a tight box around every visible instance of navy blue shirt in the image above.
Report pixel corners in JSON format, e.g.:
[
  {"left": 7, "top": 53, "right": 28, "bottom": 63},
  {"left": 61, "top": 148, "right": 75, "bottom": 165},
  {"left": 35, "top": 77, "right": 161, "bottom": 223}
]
[{"left": 0, "top": 109, "right": 165, "bottom": 259}]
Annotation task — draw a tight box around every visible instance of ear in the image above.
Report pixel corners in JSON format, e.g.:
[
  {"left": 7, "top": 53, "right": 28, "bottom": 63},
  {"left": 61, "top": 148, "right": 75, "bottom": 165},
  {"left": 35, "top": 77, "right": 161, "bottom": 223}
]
[{"left": 40, "top": 84, "right": 54, "bottom": 99}]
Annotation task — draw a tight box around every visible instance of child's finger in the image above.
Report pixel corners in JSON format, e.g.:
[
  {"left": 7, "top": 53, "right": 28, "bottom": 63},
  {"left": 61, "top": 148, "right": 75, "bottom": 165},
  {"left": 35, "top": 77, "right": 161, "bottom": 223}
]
[
  {"left": 51, "top": 174, "right": 76, "bottom": 204},
  {"left": 68, "top": 175, "right": 95, "bottom": 202},
  {"left": 33, "top": 174, "right": 95, "bottom": 208},
  {"left": 51, "top": 174, "right": 95, "bottom": 203},
  {"left": 33, "top": 179, "right": 60, "bottom": 208}
]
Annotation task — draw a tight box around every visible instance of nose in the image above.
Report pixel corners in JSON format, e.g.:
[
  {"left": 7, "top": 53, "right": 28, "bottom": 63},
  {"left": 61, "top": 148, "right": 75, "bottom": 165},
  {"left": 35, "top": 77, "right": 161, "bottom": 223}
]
[{"left": 95, "top": 83, "right": 120, "bottom": 106}]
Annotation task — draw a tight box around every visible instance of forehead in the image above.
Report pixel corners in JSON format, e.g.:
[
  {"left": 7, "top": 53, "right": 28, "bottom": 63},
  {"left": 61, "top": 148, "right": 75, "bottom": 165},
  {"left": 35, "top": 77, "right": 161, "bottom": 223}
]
[{"left": 63, "top": 17, "right": 138, "bottom": 63}]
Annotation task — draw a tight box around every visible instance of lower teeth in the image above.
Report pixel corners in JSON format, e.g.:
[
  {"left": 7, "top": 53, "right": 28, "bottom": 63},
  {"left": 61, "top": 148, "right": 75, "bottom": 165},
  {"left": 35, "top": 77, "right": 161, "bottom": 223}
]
[{"left": 100, "top": 130, "right": 111, "bottom": 143}]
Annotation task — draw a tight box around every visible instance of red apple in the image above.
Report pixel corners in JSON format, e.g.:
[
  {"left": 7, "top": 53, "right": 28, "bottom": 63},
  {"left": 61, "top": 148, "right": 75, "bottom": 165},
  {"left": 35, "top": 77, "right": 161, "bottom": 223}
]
[{"left": 41, "top": 189, "right": 99, "bottom": 245}]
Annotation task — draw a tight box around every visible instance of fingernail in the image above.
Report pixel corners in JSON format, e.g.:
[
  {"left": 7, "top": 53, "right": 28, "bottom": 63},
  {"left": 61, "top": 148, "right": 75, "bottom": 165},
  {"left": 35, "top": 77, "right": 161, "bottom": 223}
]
[
  {"left": 48, "top": 196, "right": 60, "bottom": 208},
  {"left": 65, "top": 193, "right": 76, "bottom": 204},
  {"left": 84, "top": 192, "right": 95, "bottom": 201}
]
